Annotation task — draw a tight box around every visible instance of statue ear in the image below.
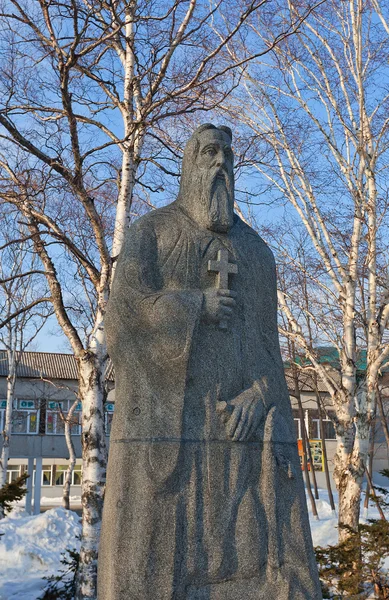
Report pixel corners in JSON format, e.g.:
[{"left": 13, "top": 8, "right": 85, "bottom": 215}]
[{"left": 218, "top": 126, "right": 232, "bottom": 141}]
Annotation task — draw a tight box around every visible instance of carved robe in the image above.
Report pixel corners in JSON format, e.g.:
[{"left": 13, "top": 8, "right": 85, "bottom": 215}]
[{"left": 98, "top": 202, "right": 322, "bottom": 599}]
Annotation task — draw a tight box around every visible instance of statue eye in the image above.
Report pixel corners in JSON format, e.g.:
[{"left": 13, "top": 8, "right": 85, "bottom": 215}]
[{"left": 204, "top": 147, "right": 216, "bottom": 156}]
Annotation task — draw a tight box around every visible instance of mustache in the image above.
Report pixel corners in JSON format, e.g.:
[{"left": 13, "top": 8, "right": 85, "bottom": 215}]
[
  {"left": 209, "top": 168, "right": 232, "bottom": 195},
  {"left": 196, "top": 166, "right": 234, "bottom": 233}
]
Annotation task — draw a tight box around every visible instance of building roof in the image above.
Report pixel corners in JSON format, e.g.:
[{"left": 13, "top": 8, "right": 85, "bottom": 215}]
[
  {"left": 0, "top": 350, "right": 78, "bottom": 380},
  {"left": 0, "top": 346, "right": 385, "bottom": 394},
  {"left": 0, "top": 350, "right": 327, "bottom": 395},
  {"left": 0, "top": 350, "right": 113, "bottom": 381},
  {"left": 289, "top": 346, "right": 389, "bottom": 373}
]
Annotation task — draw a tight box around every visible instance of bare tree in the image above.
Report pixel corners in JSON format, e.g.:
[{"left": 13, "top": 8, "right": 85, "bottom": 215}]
[
  {"left": 0, "top": 1, "right": 311, "bottom": 596},
  {"left": 0, "top": 212, "right": 50, "bottom": 516},
  {"left": 41, "top": 376, "right": 82, "bottom": 511},
  {"left": 288, "top": 331, "right": 319, "bottom": 519},
  {"left": 220, "top": 0, "right": 389, "bottom": 540},
  {"left": 58, "top": 398, "right": 80, "bottom": 510}
]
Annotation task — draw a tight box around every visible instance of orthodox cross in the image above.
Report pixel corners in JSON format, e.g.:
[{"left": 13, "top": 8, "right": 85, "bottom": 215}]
[{"left": 208, "top": 248, "right": 238, "bottom": 329}]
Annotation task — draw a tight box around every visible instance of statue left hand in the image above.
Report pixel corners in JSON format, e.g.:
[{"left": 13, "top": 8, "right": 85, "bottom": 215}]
[{"left": 222, "top": 383, "right": 265, "bottom": 442}]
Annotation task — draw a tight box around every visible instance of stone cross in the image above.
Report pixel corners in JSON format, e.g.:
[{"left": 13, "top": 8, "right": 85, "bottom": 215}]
[{"left": 208, "top": 248, "right": 238, "bottom": 329}]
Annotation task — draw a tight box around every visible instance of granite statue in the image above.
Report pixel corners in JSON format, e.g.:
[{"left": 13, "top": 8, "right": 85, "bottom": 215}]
[{"left": 98, "top": 124, "right": 322, "bottom": 599}]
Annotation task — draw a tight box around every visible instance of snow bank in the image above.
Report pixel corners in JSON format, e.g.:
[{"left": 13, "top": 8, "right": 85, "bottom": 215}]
[{"left": 0, "top": 507, "right": 81, "bottom": 600}]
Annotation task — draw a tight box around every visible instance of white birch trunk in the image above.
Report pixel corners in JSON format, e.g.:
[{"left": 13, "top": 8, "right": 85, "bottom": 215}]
[
  {"left": 75, "top": 308, "right": 107, "bottom": 600},
  {"left": 111, "top": 6, "right": 142, "bottom": 265},
  {"left": 332, "top": 283, "right": 360, "bottom": 540},
  {"left": 111, "top": 149, "right": 138, "bottom": 261}
]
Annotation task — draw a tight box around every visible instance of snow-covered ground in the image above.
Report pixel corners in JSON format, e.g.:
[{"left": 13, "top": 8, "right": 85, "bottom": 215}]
[
  {"left": 307, "top": 487, "right": 383, "bottom": 548},
  {"left": 16, "top": 495, "right": 82, "bottom": 508},
  {"left": 0, "top": 507, "right": 81, "bottom": 600},
  {"left": 0, "top": 488, "right": 384, "bottom": 600}
]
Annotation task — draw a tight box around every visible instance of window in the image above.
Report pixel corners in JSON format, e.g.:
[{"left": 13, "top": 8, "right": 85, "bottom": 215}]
[
  {"left": 31, "top": 465, "right": 56, "bottom": 486},
  {"left": 0, "top": 400, "right": 6, "bottom": 430},
  {"left": 12, "top": 400, "right": 39, "bottom": 434},
  {"left": 42, "top": 465, "right": 52, "bottom": 486},
  {"left": 311, "top": 417, "right": 336, "bottom": 440},
  {"left": 105, "top": 403, "right": 114, "bottom": 435},
  {"left": 6, "top": 465, "right": 22, "bottom": 483},
  {"left": 46, "top": 401, "right": 82, "bottom": 435},
  {"left": 294, "top": 418, "right": 302, "bottom": 440},
  {"left": 54, "top": 464, "right": 82, "bottom": 486},
  {"left": 55, "top": 465, "right": 66, "bottom": 486},
  {"left": 72, "top": 465, "right": 82, "bottom": 485}
]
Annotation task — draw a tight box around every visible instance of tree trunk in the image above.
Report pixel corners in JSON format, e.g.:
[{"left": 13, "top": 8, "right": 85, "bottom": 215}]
[
  {"left": 297, "top": 391, "right": 319, "bottom": 519},
  {"left": 364, "top": 416, "right": 375, "bottom": 516},
  {"left": 336, "top": 470, "right": 362, "bottom": 541},
  {"left": 75, "top": 348, "right": 107, "bottom": 600},
  {"left": 288, "top": 337, "right": 318, "bottom": 518},
  {"left": 62, "top": 399, "right": 78, "bottom": 511},
  {"left": 304, "top": 417, "right": 319, "bottom": 500},
  {"left": 314, "top": 383, "right": 336, "bottom": 513},
  {"left": 0, "top": 352, "right": 16, "bottom": 518},
  {"left": 334, "top": 412, "right": 366, "bottom": 542},
  {"left": 365, "top": 466, "right": 386, "bottom": 521}
]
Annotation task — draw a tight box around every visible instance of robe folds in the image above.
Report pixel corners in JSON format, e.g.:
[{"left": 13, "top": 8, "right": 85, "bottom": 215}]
[{"left": 97, "top": 202, "right": 322, "bottom": 600}]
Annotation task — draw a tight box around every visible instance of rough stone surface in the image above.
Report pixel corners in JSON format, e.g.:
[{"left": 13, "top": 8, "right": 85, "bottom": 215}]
[{"left": 98, "top": 124, "right": 322, "bottom": 599}]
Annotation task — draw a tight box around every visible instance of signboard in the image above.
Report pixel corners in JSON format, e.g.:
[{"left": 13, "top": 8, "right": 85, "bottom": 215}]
[
  {"left": 297, "top": 439, "right": 324, "bottom": 472},
  {"left": 19, "top": 400, "right": 35, "bottom": 409},
  {"left": 48, "top": 401, "right": 63, "bottom": 410},
  {"left": 48, "top": 401, "right": 82, "bottom": 411}
]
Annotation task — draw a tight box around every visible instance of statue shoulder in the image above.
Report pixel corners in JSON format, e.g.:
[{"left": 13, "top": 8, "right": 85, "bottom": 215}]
[
  {"left": 234, "top": 216, "right": 275, "bottom": 263},
  {"left": 124, "top": 203, "right": 181, "bottom": 241},
  {"left": 120, "top": 203, "right": 183, "bottom": 258},
  {"left": 130, "top": 203, "right": 179, "bottom": 233}
]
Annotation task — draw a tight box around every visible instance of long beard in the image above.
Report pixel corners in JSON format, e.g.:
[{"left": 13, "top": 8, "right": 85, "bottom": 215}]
[{"left": 200, "top": 170, "right": 234, "bottom": 233}]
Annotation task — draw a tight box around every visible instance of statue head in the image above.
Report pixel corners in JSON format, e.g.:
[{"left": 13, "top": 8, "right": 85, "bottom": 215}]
[{"left": 177, "top": 124, "right": 235, "bottom": 233}]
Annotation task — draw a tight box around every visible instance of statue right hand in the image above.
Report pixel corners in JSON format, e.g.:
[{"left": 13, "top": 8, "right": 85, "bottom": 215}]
[
  {"left": 201, "top": 289, "right": 237, "bottom": 325},
  {"left": 226, "top": 385, "right": 265, "bottom": 442}
]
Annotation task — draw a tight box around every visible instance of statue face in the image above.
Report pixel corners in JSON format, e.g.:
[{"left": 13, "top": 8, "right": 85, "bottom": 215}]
[
  {"left": 196, "top": 129, "right": 234, "bottom": 176},
  {"left": 194, "top": 129, "right": 235, "bottom": 233}
]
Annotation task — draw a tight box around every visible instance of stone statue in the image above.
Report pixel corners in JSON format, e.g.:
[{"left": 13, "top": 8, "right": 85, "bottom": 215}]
[{"left": 98, "top": 124, "right": 322, "bottom": 599}]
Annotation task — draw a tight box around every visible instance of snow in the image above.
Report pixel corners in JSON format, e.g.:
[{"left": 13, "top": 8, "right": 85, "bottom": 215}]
[
  {"left": 0, "top": 487, "right": 385, "bottom": 599},
  {"left": 0, "top": 507, "right": 81, "bottom": 600},
  {"left": 16, "top": 495, "right": 81, "bottom": 507},
  {"left": 306, "top": 487, "right": 385, "bottom": 548}
]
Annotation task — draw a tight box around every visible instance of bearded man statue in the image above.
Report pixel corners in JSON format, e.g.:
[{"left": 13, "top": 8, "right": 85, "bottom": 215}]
[{"left": 98, "top": 124, "right": 322, "bottom": 600}]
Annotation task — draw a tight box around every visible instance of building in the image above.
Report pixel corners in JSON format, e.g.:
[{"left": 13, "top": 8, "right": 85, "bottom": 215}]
[
  {"left": 0, "top": 350, "right": 114, "bottom": 511},
  {"left": 286, "top": 347, "right": 389, "bottom": 488},
  {"left": 1, "top": 349, "right": 388, "bottom": 509}
]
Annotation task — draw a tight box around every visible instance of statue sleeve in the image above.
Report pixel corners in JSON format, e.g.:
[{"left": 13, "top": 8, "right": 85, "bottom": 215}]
[
  {"left": 105, "top": 216, "right": 203, "bottom": 480},
  {"left": 107, "top": 216, "right": 203, "bottom": 363}
]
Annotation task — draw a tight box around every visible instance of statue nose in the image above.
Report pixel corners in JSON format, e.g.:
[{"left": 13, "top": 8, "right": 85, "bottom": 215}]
[{"left": 215, "top": 151, "right": 226, "bottom": 167}]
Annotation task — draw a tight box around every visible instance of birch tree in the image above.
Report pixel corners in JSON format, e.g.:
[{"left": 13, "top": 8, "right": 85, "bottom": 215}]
[
  {"left": 42, "top": 376, "right": 81, "bottom": 511},
  {"left": 59, "top": 398, "right": 80, "bottom": 511},
  {"left": 221, "top": 0, "right": 389, "bottom": 539},
  {"left": 0, "top": 1, "right": 309, "bottom": 596},
  {"left": 0, "top": 213, "right": 50, "bottom": 516}
]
